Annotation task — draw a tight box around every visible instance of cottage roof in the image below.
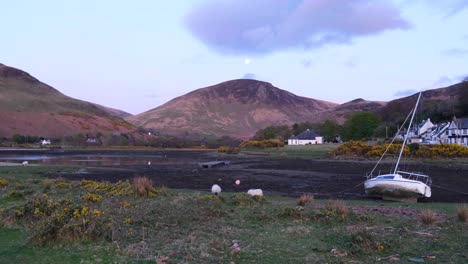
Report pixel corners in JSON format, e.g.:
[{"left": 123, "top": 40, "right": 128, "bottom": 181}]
[
  {"left": 291, "top": 129, "right": 320, "bottom": 140},
  {"left": 456, "top": 118, "right": 468, "bottom": 129}
]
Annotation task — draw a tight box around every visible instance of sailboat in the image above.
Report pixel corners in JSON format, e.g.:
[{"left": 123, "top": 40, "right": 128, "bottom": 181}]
[{"left": 364, "top": 92, "right": 432, "bottom": 202}]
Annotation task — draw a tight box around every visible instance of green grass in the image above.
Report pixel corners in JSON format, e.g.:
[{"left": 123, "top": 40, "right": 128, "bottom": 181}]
[
  {"left": 1, "top": 165, "right": 467, "bottom": 263},
  {"left": 240, "top": 144, "right": 340, "bottom": 159}
]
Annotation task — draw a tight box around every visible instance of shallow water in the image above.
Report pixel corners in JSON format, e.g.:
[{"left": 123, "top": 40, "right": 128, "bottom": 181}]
[{"left": 0, "top": 154, "right": 169, "bottom": 166}]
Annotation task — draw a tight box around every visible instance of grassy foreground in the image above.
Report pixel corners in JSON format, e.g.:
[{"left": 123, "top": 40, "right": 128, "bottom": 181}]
[{"left": 0, "top": 166, "right": 467, "bottom": 263}]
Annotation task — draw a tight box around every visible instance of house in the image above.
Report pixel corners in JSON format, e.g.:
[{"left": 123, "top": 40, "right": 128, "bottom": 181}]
[
  {"left": 288, "top": 129, "right": 323, "bottom": 145},
  {"left": 417, "top": 118, "right": 435, "bottom": 137},
  {"left": 443, "top": 117, "right": 468, "bottom": 145},
  {"left": 40, "top": 139, "right": 51, "bottom": 145},
  {"left": 86, "top": 138, "right": 97, "bottom": 144}
]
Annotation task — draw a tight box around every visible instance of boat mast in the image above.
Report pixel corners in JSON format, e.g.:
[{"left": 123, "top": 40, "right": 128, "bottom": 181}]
[{"left": 394, "top": 92, "right": 422, "bottom": 174}]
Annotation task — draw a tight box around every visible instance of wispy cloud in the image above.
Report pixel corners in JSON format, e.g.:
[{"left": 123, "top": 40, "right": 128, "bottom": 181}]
[
  {"left": 185, "top": 0, "right": 409, "bottom": 55},
  {"left": 344, "top": 58, "right": 358, "bottom": 68},
  {"left": 394, "top": 89, "right": 417, "bottom": 97},
  {"left": 242, "top": 73, "right": 256, "bottom": 79},
  {"left": 300, "top": 58, "right": 313, "bottom": 68},
  {"left": 442, "top": 48, "right": 468, "bottom": 56},
  {"left": 432, "top": 76, "right": 458, "bottom": 87}
]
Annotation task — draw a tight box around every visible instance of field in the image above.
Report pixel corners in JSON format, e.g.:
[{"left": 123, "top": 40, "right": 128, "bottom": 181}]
[{"left": 1, "top": 164, "right": 467, "bottom": 263}]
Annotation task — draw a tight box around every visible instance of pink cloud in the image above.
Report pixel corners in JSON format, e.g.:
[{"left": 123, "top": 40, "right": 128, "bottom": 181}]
[{"left": 184, "top": 0, "right": 409, "bottom": 55}]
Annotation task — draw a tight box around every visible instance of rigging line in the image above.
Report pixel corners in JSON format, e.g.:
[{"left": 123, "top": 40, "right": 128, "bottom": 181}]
[
  {"left": 394, "top": 92, "right": 422, "bottom": 174},
  {"left": 431, "top": 184, "right": 468, "bottom": 195},
  {"left": 336, "top": 181, "right": 366, "bottom": 194},
  {"left": 368, "top": 107, "right": 414, "bottom": 177}
]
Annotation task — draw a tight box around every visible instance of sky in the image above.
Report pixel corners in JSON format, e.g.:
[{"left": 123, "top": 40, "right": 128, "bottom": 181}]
[{"left": 1, "top": 0, "right": 467, "bottom": 114}]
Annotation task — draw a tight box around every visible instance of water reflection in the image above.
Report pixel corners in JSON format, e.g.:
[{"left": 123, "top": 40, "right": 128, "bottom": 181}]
[{"left": 0, "top": 154, "right": 170, "bottom": 166}]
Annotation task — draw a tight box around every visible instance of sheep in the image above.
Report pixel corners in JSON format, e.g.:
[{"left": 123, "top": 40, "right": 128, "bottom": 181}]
[
  {"left": 21, "top": 161, "right": 29, "bottom": 166},
  {"left": 211, "top": 184, "right": 221, "bottom": 195},
  {"left": 247, "top": 189, "right": 263, "bottom": 197}
]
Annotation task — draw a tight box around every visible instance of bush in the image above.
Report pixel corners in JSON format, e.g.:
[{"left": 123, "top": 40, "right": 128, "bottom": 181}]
[
  {"left": 217, "top": 146, "right": 240, "bottom": 154},
  {"left": 0, "top": 179, "right": 8, "bottom": 187},
  {"left": 332, "top": 141, "right": 371, "bottom": 156},
  {"left": 419, "top": 210, "right": 436, "bottom": 225},
  {"left": 239, "top": 139, "right": 284, "bottom": 149},
  {"left": 230, "top": 193, "right": 264, "bottom": 206},
  {"left": 81, "top": 192, "right": 103, "bottom": 203},
  {"left": 457, "top": 205, "right": 468, "bottom": 222},
  {"left": 278, "top": 206, "right": 303, "bottom": 219},
  {"left": 415, "top": 144, "right": 468, "bottom": 158},
  {"left": 325, "top": 200, "right": 348, "bottom": 219},
  {"left": 297, "top": 194, "right": 313, "bottom": 206},
  {"left": 131, "top": 177, "right": 158, "bottom": 197},
  {"left": 350, "top": 229, "right": 384, "bottom": 253}
]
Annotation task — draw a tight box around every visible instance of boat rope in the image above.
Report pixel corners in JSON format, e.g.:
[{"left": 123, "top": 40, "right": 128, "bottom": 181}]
[
  {"left": 431, "top": 184, "right": 468, "bottom": 195},
  {"left": 368, "top": 107, "right": 413, "bottom": 177},
  {"left": 336, "top": 181, "right": 365, "bottom": 194}
]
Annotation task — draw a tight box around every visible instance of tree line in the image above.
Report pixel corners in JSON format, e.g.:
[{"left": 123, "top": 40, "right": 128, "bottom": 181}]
[{"left": 252, "top": 111, "right": 380, "bottom": 142}]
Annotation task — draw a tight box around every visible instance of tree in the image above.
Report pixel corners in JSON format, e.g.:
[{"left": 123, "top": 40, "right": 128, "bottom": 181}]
[
  {"left": 320, "top": 120, "right": 341, "bottom": 142},
  {"left": 252, "top": 125, "right": 292, "bottom": 140},
  {"left": 458, "top": 83, "right": 468, "bottom": 116},
  {"left": 341, "top": 111, "right": 380, "bottom": 141}
]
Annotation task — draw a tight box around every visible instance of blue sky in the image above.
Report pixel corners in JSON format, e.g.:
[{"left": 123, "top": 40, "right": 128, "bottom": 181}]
[{"left": 1, "top": 0, "right": 467, "bottom": 114}]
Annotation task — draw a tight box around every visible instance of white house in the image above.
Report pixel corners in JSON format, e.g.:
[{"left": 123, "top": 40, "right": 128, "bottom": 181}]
[
  {"left": 288, "top": 129, "right": 323, "bottom": 145},
  {"left": 443, "top": 117, "right": 468, "bottom": 145},
  {"left": 417, "top": 118, "right": 435, "bottom": 136},
  {"left": 40, "top": 139, "right": 51, "bottom": 145}
]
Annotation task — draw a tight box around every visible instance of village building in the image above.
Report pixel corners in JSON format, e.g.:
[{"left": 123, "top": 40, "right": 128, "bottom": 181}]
[
  {"left": 444, "top": 117, "right": 468, "bottom": 145},
  {"left": 396, "top": 116, "right": 468, "bottom": 146},
  {"left": 40, "top": 139, "right": 51, "bottom": 145},
  {"left": 288, "top": 129, "right": 323, "bottom": 145}
]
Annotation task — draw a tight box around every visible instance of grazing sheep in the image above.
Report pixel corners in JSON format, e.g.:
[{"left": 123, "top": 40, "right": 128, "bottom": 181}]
[
  {"left": 21, "top": 161, "right": 29, "bottom": 166},
  {"left": 247, "top": 189, "right": 263, "bottom": 197},
  {"left": 211, "top": 184, "right": 221, "bottom": 195}
]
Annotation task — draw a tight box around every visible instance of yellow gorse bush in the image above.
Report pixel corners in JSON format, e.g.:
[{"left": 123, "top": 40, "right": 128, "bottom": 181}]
[
  {"left": 0, "top": 179, "right": 8, "bottom": 187},
  {"left": 239, "top": 139, "right": 284, "bottom": 148},
  {"left": 333, "top": 142, "right": 468, "bottom": 158}
]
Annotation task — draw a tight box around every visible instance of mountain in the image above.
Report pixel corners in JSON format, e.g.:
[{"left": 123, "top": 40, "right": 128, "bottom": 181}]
[
  {"left": 379, "top": 81, "right": 468, "bottom": 123},
  {"left": 318, "top": 98, "right": 387, "bottom": 123},
  {"left": 0, "top": 63, "right": 135, "bottom": 138},
  {"left": 127, "top": 79, "right": 338, "bottom": 138}
]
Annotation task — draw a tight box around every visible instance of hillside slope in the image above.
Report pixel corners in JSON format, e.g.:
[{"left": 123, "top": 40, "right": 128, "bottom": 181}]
[
  {"left": 127, "top": 79, "right": 338, "bottom": 138},
  {"left": 0, "top": 63, "right": 135, "bottom": 137}
]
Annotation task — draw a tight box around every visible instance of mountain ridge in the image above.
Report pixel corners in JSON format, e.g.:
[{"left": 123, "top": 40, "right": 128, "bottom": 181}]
[{"left": 0, "top": 63, "right": 135, "bottom": 137}]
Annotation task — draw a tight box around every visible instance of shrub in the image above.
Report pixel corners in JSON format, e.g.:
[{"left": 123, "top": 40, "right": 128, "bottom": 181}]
[
  {"left": 419, "top": 210, "right": 436, "bottom": 225},
  {"left": 7, "top": 190, "right": 24, "bottom": 199},
  {"left": 325, "top": 200, "right": 348, "bottom": 219},
  {"left": 239, "top": 139, "right": 284, "bottom": 149},
  {"left": 332, "top": 141, "right": 371, "bottom": 156},
  {"left": 230, "top": 193, "right": 263, "bottom": 206},
  {"left": 278, "top": 206, "right": 303, "bottom": 219},
  {"left": 131, "top": 177, "right": 157, "bottom": 197},
  {"left": 0, "top": 179, "right": 8, "bottom": 187},
  {"left": 457, "top": 205, "right": 468, "bottom": 222},
  {"left": 81, "top": 192, "right": 102, "bottom": 203},
  {"left": 217, "top": 146, "right": 240, "bottom": 154},
  {"left": 297, "top": 194, "right": 313, "bottom": 206},
  {"left": 350, "top": 229, "right": 384, "bottom": 253}
]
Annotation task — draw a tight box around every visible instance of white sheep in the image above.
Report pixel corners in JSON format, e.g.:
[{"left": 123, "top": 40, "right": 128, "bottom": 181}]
[
  {"left": 211, "top": 184, "right": 221, "bottom": 195},
  {"left": 247, "top": 189, "right": 263, "bottom": 197},
  {"left": 21, "top": 161, "right": 29, "bottom": 166}
]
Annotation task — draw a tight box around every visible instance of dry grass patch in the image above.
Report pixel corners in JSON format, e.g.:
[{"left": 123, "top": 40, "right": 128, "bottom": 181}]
[
  {"left": 419, "top": 210, "right": 436, "bottom": 225},
  {"left": 457, "top": 205, "right": 468, "bottom": 222},
  {"left": 131, "top": 176, "right": 155, "bottom": 197},
  {"left": 326, "top": 200, "right": 348, "bottom": 217},
  {"left": 297, "top": 194, "right": 313, "bottom": 206}
]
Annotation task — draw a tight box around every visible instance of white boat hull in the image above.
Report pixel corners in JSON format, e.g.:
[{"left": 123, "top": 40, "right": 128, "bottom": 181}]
[{"left": 364, "top": 174, "right": 431, "bottom": 200}]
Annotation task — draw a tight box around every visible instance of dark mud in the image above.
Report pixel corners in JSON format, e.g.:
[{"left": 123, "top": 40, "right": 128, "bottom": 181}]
[{"left": 2, "top": 149, "right": 467, "bottom": 202}]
